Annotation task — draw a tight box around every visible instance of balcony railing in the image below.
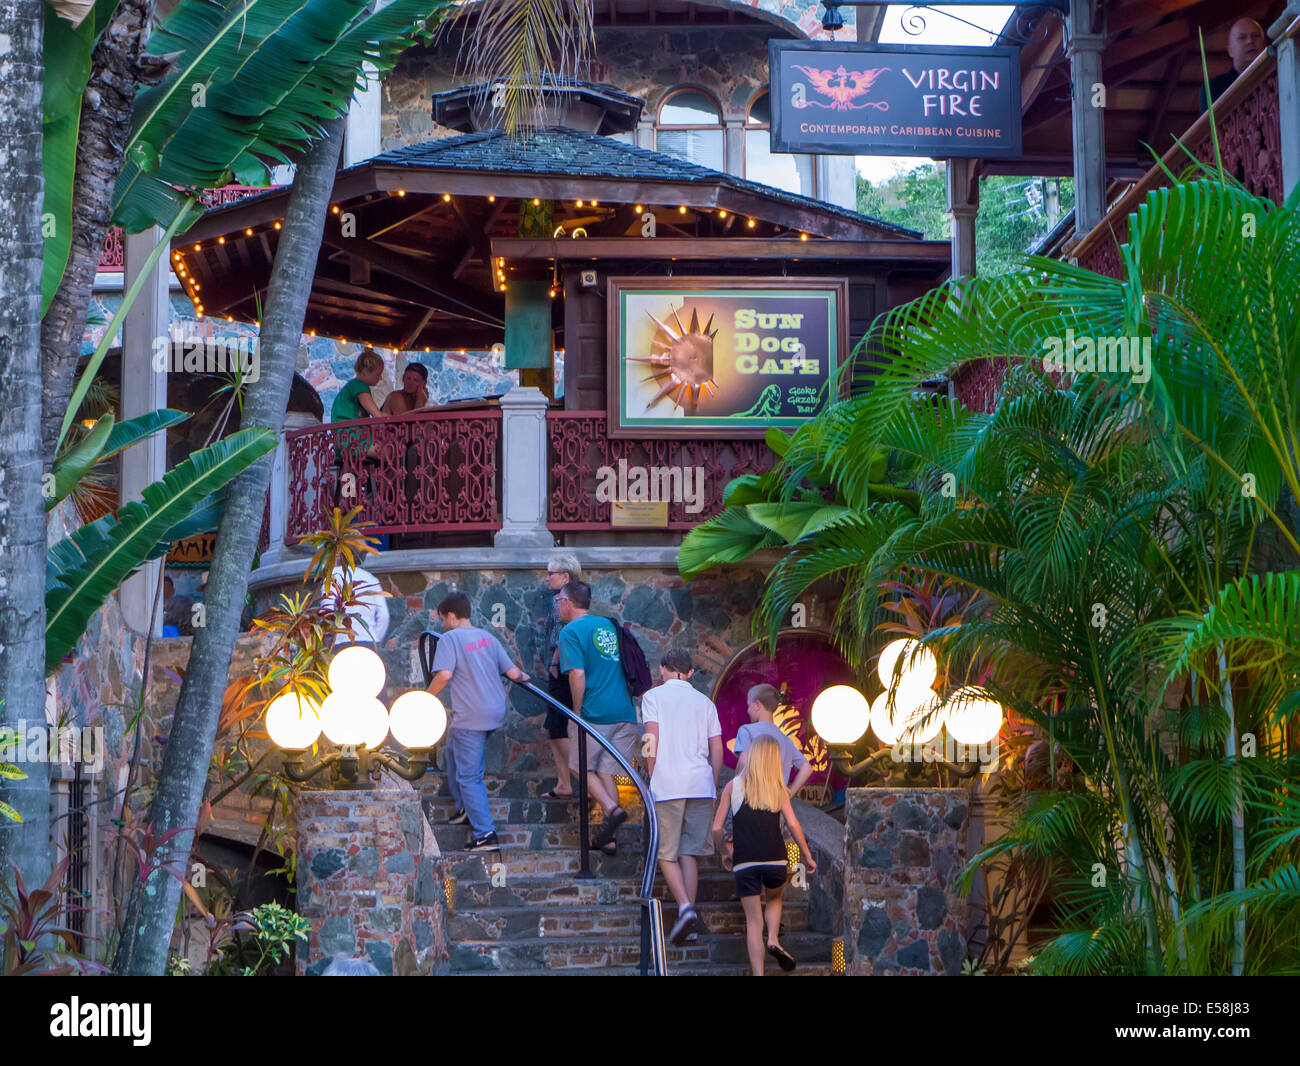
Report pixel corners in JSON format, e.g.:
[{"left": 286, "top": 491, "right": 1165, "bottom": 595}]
[
  {"left": 281, "top": 406, "right": 776, "bottom": 544},
  {"left": 547, "top": 412, "right": 774, "bottom": 530},
  {"left": 284, "top": 408, "right": 503, "bottom": 543},
  {"left": 1070, "top": 49, "right": 1283, "bottom": 277},
  {"left": 97, "top": 185, "right": 281, "bottom": 273}
]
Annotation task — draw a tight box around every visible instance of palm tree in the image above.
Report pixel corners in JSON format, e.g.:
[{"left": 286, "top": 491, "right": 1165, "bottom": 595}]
[{"left": 683, "top": 170, "right": 1300, "bottom": 974}]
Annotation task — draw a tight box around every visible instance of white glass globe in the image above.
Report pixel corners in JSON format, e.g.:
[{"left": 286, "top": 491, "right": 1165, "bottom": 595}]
[
  {"left": 876, "top": 638, "right": 938, "bottom": 692},
  {"left": 320, "top": 690, "right": 383, "bottom": 747},
  {"left": 388, "top": 690, "right": 447, "bottom": 750},
  {"left": 944, "top": 686, "right": 1004, "bottom": 745},
  {"left": 265, "top": 690, "right": 322, "bottom": 750},
  {"left": 357, "top": 698, "right": 390, "bottom": 750},
  {"left": 326, "top": 645, "right": 386, "bottom": 699},
  {"left": 897, "top": 690, "right": 945, "bottom": 745},
  {"left": 810, "top": 685, "right": 870, "bottom": 745}
]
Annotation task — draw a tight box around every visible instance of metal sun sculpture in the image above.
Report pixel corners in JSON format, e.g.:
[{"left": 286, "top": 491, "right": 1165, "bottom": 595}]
[{"left": 632, "top": 304, "right": 719, "bottom": 414}]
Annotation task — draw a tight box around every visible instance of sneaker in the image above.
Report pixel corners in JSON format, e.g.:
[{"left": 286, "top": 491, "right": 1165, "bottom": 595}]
[
  {"left": 465, "top": 831, "right": 499, "bottom": 851},
  {"left": 448, "top": 808, "right": 469, "bottom": 825},
  {"left": 669, "top": 906, "right": 699, "bottom": 946}
]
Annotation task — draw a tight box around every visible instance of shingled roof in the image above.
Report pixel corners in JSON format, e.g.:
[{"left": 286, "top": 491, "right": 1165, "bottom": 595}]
[{"left": 367, "top": 126, "right": 922, "bottom": 240}]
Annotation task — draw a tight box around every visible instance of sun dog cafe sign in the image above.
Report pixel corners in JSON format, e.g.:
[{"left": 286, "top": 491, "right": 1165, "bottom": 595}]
[
  {"left": 769, "top": 40, "right": 1022, "bottom": 159},
  {"left": 608, "top": 278, "right": 845, "bottom": 438}
]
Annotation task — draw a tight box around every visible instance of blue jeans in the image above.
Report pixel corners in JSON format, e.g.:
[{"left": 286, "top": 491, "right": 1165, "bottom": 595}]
[{"left": 445, "top": 726, "right": 494, "bottom": 837}]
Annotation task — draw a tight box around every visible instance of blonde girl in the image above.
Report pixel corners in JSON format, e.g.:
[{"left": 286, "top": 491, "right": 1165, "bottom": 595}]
[{"left": 711, "top": 735, "right": 816, "bottom": 975}]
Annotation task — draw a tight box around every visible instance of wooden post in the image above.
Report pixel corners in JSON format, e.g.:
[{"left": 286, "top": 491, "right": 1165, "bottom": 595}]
[
  {"left": 1271, "top": 5, "right": 1300, "bottom": 200},
  {"left": 945, "top": 158, "right": 979, "bottom": 278},
  {"left": 1068, "top": 0, "right": 1107, "bottom": 238}
]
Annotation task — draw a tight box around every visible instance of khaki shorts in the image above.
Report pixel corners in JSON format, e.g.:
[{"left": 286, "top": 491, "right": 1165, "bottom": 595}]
[
  {"left": 655, "top": 797, "right": 715, "bottom": 862},
  {"left": 568, "top": 719, "right": 640, "bottom": 777}
]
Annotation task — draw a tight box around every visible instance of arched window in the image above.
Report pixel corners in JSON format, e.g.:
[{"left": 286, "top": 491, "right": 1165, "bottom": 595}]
[
  {"left": 745, "top": 91, "right": 814, "bottom": 196},
  {"left": 655, "top": 89, "right": 725, "bottom": 170}
]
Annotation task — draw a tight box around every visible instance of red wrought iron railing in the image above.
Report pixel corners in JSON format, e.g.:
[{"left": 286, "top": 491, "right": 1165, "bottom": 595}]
[
  {"left": 547, "top": 411, "right": 775, "bottom": 529},
  {"left": 97, "top": 184, "right": 281, "bottom": 272},
  {"left": 1070, "top": 47, "right": 1283, "bottom": 278},
  {"left": 284, "top": 409, "right": 502, "bottom": 543}
]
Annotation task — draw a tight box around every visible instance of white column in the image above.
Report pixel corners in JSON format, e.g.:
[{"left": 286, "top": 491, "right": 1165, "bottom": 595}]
[
  {"left": 345, "top": 62, "right": 383, "bottom": 166},
  {"left": 262, "top": 410, "right": 320, "bottom": 565},
  {"left": 821, "top": 155, "right": 857, "bottom": 211},
  {"left": 119, "top": 227, "right": 170, "bottom": 636},
  {"left": 1271, "top": 7, "right": 1300, "bottom": 200},
  {"left": 636, "top": 118, "right": 655, "bottom": 150},
  {"left": 946, "top": 158, "right": 979, "bottom": 278},
  {"left": 493, "top": 386, "right": 553, "bottom": 548},
  {"left": 724, "top": 118, "right": 745, "bottom": 177}
]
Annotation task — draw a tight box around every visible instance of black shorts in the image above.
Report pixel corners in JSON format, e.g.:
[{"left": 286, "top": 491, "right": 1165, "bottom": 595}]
[
  {"left": 544, "top": 674, "right": 573, "bottom": 740},
  {"left": 735, "top": 864, "right": 788, "bottom": 898}
]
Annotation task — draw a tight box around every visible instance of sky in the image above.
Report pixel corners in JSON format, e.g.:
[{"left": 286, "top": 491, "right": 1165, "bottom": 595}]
[{"left": 855, "top": 4, "right": 1016, "bottom": 184}]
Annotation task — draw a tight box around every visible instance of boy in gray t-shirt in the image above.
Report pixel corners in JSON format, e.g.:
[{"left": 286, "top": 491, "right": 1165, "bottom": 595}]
[
  {"left": 734, "top": 683, "right": 814, "bottom": 794},
  {"left": 426, "top": 592, "right": 529, "bottom": 850}
]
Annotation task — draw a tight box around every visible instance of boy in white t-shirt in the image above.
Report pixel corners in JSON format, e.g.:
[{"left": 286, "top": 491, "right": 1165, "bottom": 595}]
[{"left": 642, "top": 649, "right": 723, "bottom": 946}]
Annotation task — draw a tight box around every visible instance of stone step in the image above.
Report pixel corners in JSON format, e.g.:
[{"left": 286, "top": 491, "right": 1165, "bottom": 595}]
[
  {"left": 446, "top": 899, "right": 813, "bottom": 941},
  {"left": 447, "top": 931, "right": 833, "bottom": 973},
  {"left": 418, "top": 773, "right": 650, "bottom": 812},
  {"left": 432, "top": 819, "right": 661, "bottom": 853},
  {"left": 449, "top": 868, "right": 817, "bottom": 910},
  {"left": 457, "top": 964, "right": 839, "bottom": 977}
]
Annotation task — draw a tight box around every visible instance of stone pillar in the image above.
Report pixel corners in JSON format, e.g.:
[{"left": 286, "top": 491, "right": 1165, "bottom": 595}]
[
  {"left": 119, "top": 227, "right": 170, "bottom": 636},
  {"left": 494, "top": 386, "right": 553, "bottom": 547},
  {"left": 1068, "top": 0, "right": 1107, "bottom": 238},
  {"left": 843, "top": 787, "right": 969, "bottom": 975},
  {"left": 1271, "top": 5, "right": 1300, "bottom": 200},
  {"left": 945, "top": 158, "right": 979, "bottom": 278},
  {"left": 296, "top": 788, "right": 449, "bottom": 976},
  {"left": 636, "top": 118, "right": 655, "bottom": 150}
]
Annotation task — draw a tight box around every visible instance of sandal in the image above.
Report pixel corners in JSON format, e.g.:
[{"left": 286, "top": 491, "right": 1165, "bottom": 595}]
[
  {"left": 590, "top": 806, "right": 628, "bottom": 850},
  {"left": 541, "top": 788, "right": 574, "bottom": 800},
  {"left": 767, "top": 944, "right": 797, "bottom": 972},
  {"left": 589, "top": 839, "right": 617, "bottom": 856}
]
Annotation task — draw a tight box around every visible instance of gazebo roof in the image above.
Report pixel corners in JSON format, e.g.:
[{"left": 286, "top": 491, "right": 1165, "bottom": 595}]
[{"left": 175, "top": 128, "right": 948, "bottom": 351}]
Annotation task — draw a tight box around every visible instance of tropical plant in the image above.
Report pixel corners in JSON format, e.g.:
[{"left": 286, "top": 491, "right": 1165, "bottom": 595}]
[
  {"left": 0, "top": 858, "right": 111, "bottom": 975},
  {"left": 207, "top": 901, "right": 310, "bottom": 975},
  {"left": 683, "top": 164, "right": 1300, "bottom": 975}
]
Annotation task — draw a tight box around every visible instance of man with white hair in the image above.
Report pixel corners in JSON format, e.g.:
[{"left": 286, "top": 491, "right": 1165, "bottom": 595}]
[{"left": 1200, "top": 18, "right": 1266, "bottom": 111}]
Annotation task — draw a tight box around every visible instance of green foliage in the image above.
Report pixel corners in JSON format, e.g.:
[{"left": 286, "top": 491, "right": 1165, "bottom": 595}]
[
  {"left": 45, "top": 427, "right": 278, "bottom": 673},
  {"left": 113, "top": 0, "right": 453, "bottom": 232},
  {"left": 857, "top": 165, "right": 1076, "bottom": 276},
  {"left": 691, "top": 168, "right": 1300, "bottom": 974},
  {"left": 207, "top": 902, "right": 310, "bottom": 976}
]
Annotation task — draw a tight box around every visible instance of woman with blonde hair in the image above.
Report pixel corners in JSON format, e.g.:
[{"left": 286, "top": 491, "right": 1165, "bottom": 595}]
[{"left": 712, "top": 734, "right": 816, "bottom": 974}]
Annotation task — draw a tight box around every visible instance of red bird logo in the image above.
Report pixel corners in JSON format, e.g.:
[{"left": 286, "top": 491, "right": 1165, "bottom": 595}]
[{"left": 793, "top": 64, "right": 890, "bottom": 111}]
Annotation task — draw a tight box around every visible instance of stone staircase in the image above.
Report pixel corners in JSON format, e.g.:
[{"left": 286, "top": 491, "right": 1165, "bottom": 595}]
[{"left": 418, "top": 771, "right": 838, "bottom": 976}]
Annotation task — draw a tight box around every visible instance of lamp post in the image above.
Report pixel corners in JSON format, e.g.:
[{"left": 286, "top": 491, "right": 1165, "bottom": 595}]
[
  {"left": 265, "top": 645, "right": 447, "bottom": 789},
  {"left": 810, "top": 638, "right": 1004, "bottom": 783}
]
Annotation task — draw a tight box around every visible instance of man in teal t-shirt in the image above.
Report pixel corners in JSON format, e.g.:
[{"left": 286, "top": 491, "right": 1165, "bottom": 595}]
[{"left": 557, "top": 579, "right": 638, "bottom": 853}]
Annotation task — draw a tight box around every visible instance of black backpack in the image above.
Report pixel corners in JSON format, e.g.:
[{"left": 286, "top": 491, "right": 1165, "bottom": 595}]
[{"left": 612, "top": 620, "right": 653, "bottom": 699}]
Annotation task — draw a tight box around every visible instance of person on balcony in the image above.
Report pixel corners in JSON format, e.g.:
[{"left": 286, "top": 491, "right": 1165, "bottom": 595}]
[
  {"left": 425, "top": 591, "right": 530, "bottom": 852},
  {"left": 537, "top": 552, "right": 584, "bottom": 799},
  {"left": 556, "top": 580, "right": 639, "bottom": 855},
  {"left": 380, "top": 361, "right": 429, "bottom": 416},
  {"left": 1199, "top": 18, "right": 1266, "bottom": 112},
  {"left": 331, "top": 348, "right": 385, "bottom": 424},
  {"left": 642, "top": 649, "right": 723, "bottom": 946}
]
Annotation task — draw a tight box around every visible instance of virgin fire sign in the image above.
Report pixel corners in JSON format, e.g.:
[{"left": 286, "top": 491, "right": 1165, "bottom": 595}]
[{"left": 769, "top": 40, "right": 1022, "bottom": 159}]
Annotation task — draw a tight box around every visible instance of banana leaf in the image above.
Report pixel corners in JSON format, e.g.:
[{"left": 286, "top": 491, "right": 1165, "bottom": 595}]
[
  {"left": 112, "top": 0, "right": 451, "bottom": 232},
  {"left": 45, "top": 427, "right": 276, "bottom": 673},
  {"left": 47, "top": 414, "right": 115, "bottom": 512}
]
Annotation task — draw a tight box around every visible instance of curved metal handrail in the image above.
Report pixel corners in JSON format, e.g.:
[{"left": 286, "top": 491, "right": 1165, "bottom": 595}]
[{"left": 419, "top": 631, "right": 666, "bottom": 976}]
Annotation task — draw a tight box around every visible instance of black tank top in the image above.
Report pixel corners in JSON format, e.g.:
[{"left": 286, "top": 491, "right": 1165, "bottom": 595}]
[{"left": 732, "top": 798, "right": 785, "bottom": 867}]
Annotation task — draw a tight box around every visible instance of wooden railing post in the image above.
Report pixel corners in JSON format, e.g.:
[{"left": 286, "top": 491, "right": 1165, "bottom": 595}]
[{"left": 494, "top": 386, "right": 554, "bottom": 548}]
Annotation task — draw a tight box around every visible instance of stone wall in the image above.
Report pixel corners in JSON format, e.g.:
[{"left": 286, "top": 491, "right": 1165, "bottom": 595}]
[
  {"left": 843, "top": 787, "right": 970, "bottom": 976},
  {"left": 250, "top": 560, "right": 837, "bottom": 778},
  {"left": 296, "top": 787, "right": 449, "bottom": 975}
]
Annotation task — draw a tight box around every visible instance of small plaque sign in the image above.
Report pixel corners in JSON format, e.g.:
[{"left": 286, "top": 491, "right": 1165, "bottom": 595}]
[{"left": 611, "top": 499, "right": 669, "bottom": 527}]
